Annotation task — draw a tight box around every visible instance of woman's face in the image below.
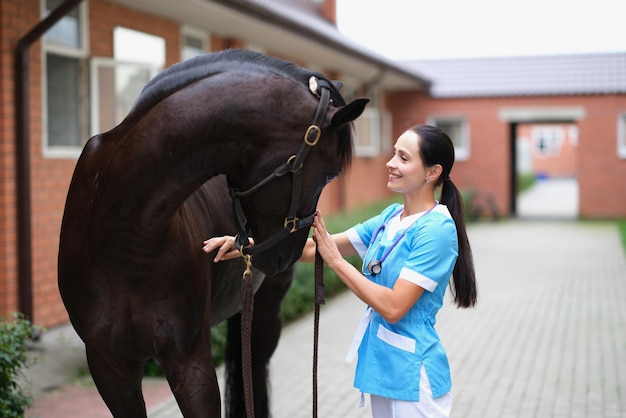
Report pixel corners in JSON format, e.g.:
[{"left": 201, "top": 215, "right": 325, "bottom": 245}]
[{"left": 386, "top": 130, "right": 427, "bottom": 194}]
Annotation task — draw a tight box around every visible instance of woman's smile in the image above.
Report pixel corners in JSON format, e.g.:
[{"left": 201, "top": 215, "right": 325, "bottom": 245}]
[{"left": 388, "top": 172, "right": 402, "bottom": 181}]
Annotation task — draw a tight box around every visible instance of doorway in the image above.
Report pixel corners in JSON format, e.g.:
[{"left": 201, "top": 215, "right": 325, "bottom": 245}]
[{"left": 508, "top": 119, "right": 580, "bottom": 220}]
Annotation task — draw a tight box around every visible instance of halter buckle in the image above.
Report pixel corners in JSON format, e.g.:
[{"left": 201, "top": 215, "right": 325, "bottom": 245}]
[
  {"left": 284, "top": 216, "right": 299, "bottom": 233},
  {"left": 304, "top": 125, "right": 321, "bottom": 146}
]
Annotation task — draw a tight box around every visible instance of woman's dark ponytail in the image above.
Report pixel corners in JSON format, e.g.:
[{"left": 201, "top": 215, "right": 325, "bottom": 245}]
[{"left": 412, "top": 125, "right": 477, "bottom": 308}]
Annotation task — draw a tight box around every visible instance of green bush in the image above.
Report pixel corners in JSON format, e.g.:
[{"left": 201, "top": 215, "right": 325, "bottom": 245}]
[
  {"left": 0, "top": 313, "right": 38, "bottom": 418},
  {"left": 517, "top": 173, "right": 536, "bottom": 194}
]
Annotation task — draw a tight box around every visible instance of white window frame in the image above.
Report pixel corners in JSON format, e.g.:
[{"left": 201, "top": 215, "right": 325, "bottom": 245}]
[
  {"left": 41, "top": 0, "right": 89, "bottom": 158},
  {"left": 427, "top": 116, "right": 470, "bottom": 161},
  {"left": 90, "top": 26, "right": 166, "bottom": 136},
  {"left": 181, "top": 25, "right": 209, "bottom": 61},
  {"left": 353, "top": 107, "right": 383, "bottom": 157},
  {"left": 618, "top": 112, "right": 626, "bottom": 159},
  {"left": 90, "top": 58, "right": 158, "bottom": 137},
  {"left": 42, "top": 0, "right": 88, "bottom": 53}
]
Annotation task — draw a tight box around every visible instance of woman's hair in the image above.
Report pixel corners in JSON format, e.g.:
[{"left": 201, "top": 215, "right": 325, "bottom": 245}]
[{"left": 410, "top": 124, "right": 477, "bottom": 308}]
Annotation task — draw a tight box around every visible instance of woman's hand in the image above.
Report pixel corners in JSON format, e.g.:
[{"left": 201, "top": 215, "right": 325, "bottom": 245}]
[
  {"left": 312, "top": 211, "right": 343, "bottom": 268},
  {"left": 202, "top": 235, "right": 252, "bottom": 262}
]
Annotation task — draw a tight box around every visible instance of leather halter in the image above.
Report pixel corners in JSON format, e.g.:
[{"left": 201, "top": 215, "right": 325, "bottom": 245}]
[{"left": 229, "top": 76, "right": 333, "bottom": 256}]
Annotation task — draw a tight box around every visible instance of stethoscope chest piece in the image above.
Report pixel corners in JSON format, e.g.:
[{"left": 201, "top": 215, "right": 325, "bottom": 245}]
[
  {"left": 364, "top": 202, "right": 439, "bottom": 277},
  {"left": 367, "top": 259, "right": 382, "bottom": 276}
]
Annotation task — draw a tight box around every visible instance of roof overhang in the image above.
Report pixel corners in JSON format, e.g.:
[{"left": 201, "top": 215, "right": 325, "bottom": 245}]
[{"left": 107, "top": 0, "right": 428, "bottom": 91}]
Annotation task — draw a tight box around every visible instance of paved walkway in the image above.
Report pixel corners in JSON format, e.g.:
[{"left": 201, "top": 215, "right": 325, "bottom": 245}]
[
  {"left": 24, "top": 180, "right": 626, "bottom": 417},
  {"left": 517, "top": 177, "right": 578, "bottom": 219}
]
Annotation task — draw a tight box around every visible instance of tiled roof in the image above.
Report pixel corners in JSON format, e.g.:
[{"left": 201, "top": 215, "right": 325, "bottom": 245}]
[{"left": 406, "top": 53, "right": 626, "bottom": 98}]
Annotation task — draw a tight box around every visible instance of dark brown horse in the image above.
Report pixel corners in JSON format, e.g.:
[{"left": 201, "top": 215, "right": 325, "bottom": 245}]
[{"left": 58, "top": 49, "right": 367, "bottom": 418}]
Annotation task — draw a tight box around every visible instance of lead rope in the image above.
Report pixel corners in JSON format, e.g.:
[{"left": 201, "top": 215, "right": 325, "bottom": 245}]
[
  {"left": 312, "top": 248, "right": 325, "bottom": 418},
  {"left": 240, "top": 249, "right": 324, "bottom": 418},
  {"left": 240, "top": 254, "right": 256, "bottom": 418}
]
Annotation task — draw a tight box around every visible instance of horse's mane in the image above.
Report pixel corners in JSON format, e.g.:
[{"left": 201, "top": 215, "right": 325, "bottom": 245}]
[
  {"left": 124, "top": 48, "right": 352, "bottom": 171},
  {"left": 130, "top": 49, "right": 345, "bottom": 118}
]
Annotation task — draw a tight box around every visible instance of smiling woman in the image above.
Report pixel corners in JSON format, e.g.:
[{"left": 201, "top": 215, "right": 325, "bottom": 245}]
[
  {"left": 301, "top": 124, "right": 476, "bottom": 417},
  {"left": 209, "top": 124, "right": 478, "bottom": 417}
]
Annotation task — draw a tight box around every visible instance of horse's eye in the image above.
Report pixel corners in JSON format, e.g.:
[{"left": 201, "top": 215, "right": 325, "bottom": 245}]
[{"left": 325, "top": 173, "right": 338, "bottom": 184}]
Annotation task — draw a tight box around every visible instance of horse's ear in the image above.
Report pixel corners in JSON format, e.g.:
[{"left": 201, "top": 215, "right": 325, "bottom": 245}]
[
  {"left": 332, "top": 80, "right": 343, "bottom": 90},
  {"left": 330, "top": 98, "right": 369, "bottom": 127}
]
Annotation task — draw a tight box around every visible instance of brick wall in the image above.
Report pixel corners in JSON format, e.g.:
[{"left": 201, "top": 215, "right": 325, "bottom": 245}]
[
  {"left": 0, "top": 0, "right": 41, "bottom": 320},
  {"left": 577, "top": 95, "right": 626, "bottom": 217}
]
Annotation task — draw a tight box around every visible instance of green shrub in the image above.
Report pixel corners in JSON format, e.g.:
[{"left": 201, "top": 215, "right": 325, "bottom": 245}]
[
  {"left": 517, "top": 173, "right": 536, "bottom": 194},
  {"left": 0, "top": 313, "right": 38, "bottom": 418}
]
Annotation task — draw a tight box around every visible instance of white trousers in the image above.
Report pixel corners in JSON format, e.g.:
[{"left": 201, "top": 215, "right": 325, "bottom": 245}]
[{"left": 369, "top": 366, "right": 453, "bottom": 418}]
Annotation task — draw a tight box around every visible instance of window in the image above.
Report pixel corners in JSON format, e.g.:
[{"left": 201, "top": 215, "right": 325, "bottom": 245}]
[
  {"left": 353, "top": 107, "right": 382, "bottom": 157},
  {"left": 45, "top": 0, "right": 82, "bottom": 48},
  {"left": 42, "top": 0, "right": 89, "bottom": 156},
  {"left": 532, "top": 126, "right": 564, "bottom": 158},
  {"left": 113, "top": 27, "right": 165, "bottom": 68},
  {"left": 428, "top": 117, "right": 470, "bottom": 160},
  {"left": 181, "top": 26, "right": 208, "bottom": 61},
  {"left": 90, "top": 59, "right": 157, "bottom": 135},
  {"left": 618, "top": 113, "right": 626, "bottom": 159},
  {"left": 88, "top": 28, "right": 164, "bottom": 136}
]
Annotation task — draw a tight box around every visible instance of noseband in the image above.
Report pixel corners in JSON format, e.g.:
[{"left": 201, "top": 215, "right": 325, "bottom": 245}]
[{"left": 229, "top": 77, "right": 333, "bottom": 256}]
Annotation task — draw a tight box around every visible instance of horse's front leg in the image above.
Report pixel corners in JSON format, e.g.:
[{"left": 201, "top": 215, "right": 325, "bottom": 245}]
[
  {"left": 86, "top": 344, "right": 148, "bottom": 418},
  {"left": 158, "top": 323, "right": 221, "bottom": 418}
]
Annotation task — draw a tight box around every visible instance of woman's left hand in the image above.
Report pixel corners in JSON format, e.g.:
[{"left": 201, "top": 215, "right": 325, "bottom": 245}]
[
  {"left": 312, "top": 211, "right": 342, "bottom": 268},
  {"left": 202, "top": 235, "right": 245, "bottom": 262}
]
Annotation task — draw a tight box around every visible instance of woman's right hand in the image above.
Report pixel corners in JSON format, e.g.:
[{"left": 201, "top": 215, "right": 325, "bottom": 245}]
[{"left": 202, "top": 235, "right": 250, "bottom": 262}]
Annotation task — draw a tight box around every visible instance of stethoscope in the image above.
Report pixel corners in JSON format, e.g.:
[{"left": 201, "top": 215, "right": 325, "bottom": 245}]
[{"left": 364, "top": 202, "right": 439, "bottom": 276}]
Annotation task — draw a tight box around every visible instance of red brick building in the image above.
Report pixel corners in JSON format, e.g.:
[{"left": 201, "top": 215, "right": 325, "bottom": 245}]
[
  {"left": 397, "top": 55, "right": 626, "bottom": 218},
  {"left": 1, "top": 0, "right": 625, "bottom": 329}
]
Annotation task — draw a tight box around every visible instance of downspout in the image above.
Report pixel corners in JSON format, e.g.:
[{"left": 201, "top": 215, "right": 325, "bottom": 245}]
[{"left": 14, "top": 0, "right": 85, "bottom": 321}]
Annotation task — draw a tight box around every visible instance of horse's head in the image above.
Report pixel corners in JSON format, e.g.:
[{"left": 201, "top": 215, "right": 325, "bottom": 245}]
[{"left": 226, "top": 67, "right": 368, "bottom": 276}]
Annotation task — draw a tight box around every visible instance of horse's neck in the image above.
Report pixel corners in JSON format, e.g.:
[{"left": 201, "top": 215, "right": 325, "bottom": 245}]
[
  {"left": 107, "top": 131, "right": 224, "bottom": 238},
  {"left": 95, "top": 73, "right": 310, "bottom": 238}
]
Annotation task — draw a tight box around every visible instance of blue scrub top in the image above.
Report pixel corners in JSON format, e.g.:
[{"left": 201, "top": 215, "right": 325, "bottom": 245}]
[{"left": 346, "top": 203, "right": 458, "bottom": 401}]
